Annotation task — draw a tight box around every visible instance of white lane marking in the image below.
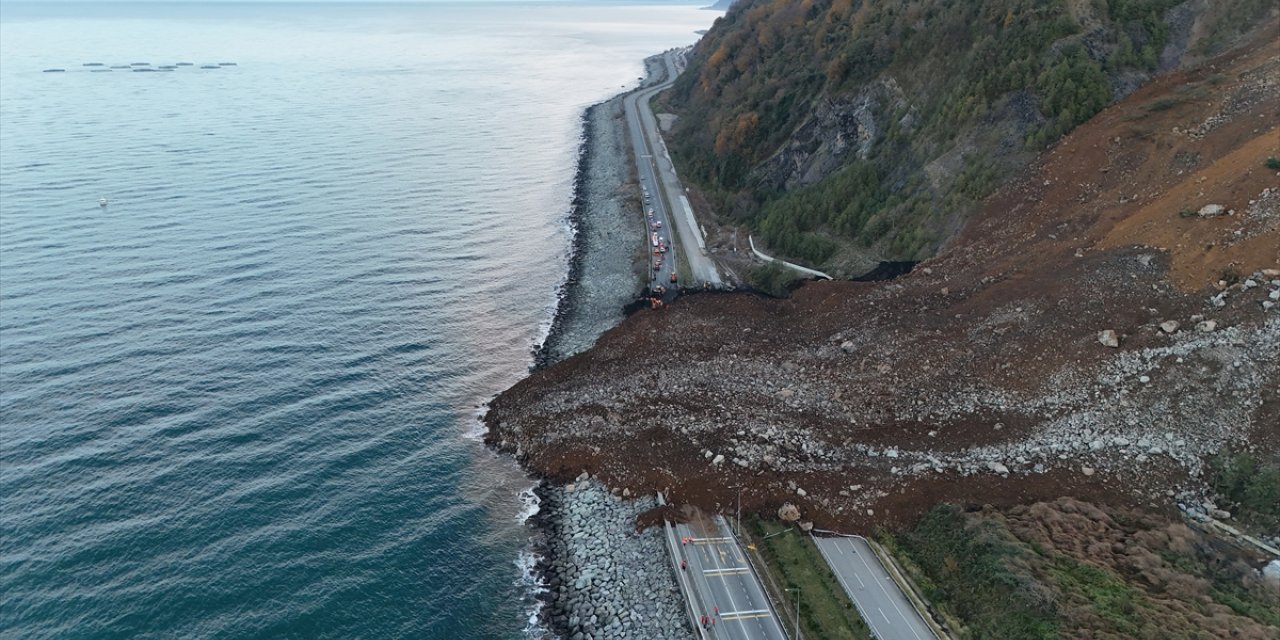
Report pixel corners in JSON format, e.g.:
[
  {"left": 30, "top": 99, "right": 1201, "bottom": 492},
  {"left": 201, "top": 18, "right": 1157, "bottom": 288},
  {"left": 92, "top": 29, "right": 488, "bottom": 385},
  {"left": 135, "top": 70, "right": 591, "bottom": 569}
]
[
  {"left": 880, "top": 608, "right": 891, "bottom": 624},
  {"left": 703, "top": 567, "right": 749, "bottom": 577},
  {"left": 719, "top": 609, "right": 770, "bottom": 616},
  {"left": 848, "top": 538, "right": 926, "bottom": 640},
  {"left": 814, "top": 538, "right": 887, "bottom": 640}
]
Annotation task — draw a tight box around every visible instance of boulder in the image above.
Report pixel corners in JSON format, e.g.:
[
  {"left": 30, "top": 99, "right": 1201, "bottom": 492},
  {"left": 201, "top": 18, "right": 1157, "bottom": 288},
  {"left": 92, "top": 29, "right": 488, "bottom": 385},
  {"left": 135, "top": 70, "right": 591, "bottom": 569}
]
[
  {"left": 777, "top": 503, "right": 801, "bottom": 522},
  {"left": 1159, "top": 320, "right": 1179, "bottom": 333},
  {"left": 1098, "top": 329, "right": 1120, "bottom": 348},
  {"left": 1197, "top": 204, "right": 1226, "bottom": 217}
]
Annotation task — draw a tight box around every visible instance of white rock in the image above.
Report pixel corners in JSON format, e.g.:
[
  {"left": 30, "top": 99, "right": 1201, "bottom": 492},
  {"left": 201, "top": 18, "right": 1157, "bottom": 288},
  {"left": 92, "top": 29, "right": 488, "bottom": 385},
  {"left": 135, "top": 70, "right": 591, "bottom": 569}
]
[
  {"left": 1139, "top": 375, "right": 1151, "bottom": 384},
  {"left": 1098, "top": 329, "right": 1120, "bottom": 348},
  {"left": 987, "top": 461, "right": 1010, "bottom": 475},
  {"left": 777, "top": 503, "right": 801, "bottom": 522},
  {"left": 1263, "top": 560, "right": 1280, "bottom": 586},
  {"left": 1196, "top": 320, "right": 1217, "bottom": 332},
  {"left": 1081, "top": 467, "right": 1096, "bottom": 476},
  {"left": 840, "top": 340, "right": 856, "bottom": 353},
  {"left": 1198, "top": 204, "right": 1226, "bottom": 217},
  {"left": 711, "top": 454, "right": 725, "bottom": 466},
  {"left": 795, "top": 487, "right": 807, "bottom": 497},
  {"left": 1159, "top": 320, "right": 1179, "bottom": 333}
]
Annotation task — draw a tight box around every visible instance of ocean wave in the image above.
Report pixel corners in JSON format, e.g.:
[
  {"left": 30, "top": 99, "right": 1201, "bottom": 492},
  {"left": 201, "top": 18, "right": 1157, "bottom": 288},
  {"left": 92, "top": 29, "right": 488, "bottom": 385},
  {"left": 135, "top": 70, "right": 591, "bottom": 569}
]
[{"left": 515, "top": 546, "right": 550, "bottom": 640}]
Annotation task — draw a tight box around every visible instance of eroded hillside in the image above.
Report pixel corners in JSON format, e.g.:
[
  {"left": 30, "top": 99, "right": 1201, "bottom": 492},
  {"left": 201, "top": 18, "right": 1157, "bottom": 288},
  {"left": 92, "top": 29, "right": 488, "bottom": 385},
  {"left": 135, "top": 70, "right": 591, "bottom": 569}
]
[{"left": 487, "top": 36, "right": 1279, "bottom": 531}]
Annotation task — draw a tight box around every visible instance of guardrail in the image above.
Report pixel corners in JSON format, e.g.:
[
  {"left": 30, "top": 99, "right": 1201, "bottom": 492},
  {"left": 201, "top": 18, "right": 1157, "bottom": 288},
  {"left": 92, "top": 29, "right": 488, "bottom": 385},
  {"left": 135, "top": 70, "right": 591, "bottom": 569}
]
[
  {"left": 748, "top": 235, "right": 832, "bottom": 280},
  {"left": 658, "top": 492, "right": 710, "bottom": 640}
]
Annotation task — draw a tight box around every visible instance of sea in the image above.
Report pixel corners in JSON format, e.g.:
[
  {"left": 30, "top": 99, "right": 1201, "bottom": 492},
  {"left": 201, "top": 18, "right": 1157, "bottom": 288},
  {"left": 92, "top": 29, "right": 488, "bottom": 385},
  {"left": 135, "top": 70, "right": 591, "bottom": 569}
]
[{"left": 0, "top": 2, "right": 713, "bottom": 638}]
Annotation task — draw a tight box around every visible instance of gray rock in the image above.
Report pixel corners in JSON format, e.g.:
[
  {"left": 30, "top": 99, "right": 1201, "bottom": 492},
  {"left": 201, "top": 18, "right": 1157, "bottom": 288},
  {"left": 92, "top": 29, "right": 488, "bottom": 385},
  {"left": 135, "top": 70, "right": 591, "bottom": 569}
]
[{"left": 1098, "top": 329, "right": 1120, "bottom": 348}]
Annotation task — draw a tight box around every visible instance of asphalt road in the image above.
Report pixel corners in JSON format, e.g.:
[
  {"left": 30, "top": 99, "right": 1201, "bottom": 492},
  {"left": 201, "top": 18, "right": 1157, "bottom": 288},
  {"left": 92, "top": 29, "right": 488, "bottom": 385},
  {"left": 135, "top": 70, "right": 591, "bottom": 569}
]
[
  {"left": 812, "top": 535, "right": 937, "bottom": 640},
  {"left": 672, "top": 513, "right": 788, "bottom": 640},
  {"left": 622, "top": 50, "right": 722, "bottom": 289}
]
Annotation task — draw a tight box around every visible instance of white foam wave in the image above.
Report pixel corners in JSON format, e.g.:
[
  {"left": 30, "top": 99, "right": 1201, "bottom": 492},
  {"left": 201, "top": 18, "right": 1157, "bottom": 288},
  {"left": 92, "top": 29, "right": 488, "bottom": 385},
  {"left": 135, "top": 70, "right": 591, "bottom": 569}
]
[
  {"left": 515, "top": 547, "right": 550, "bottom": 639},
  {"left": 515, "top": 485, "right": 541, "bottom": 524}
]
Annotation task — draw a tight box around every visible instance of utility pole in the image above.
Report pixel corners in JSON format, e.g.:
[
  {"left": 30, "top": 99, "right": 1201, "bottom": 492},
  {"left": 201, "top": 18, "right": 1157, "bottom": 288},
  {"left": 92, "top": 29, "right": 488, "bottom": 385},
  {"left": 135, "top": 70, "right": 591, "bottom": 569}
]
[
  {"left": 735, "top": 486, "right": 743, "bottom": 536},
  {"left": 786, "top": 587, "right": 802, "bottom": 640}
]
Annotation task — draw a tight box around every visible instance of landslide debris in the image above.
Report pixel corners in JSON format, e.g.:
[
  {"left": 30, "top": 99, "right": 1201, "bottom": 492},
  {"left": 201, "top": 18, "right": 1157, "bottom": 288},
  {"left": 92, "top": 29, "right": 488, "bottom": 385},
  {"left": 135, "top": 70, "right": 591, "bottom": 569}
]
[{"left": 486, "top": 37, "right": 1280, "bottom": 532}]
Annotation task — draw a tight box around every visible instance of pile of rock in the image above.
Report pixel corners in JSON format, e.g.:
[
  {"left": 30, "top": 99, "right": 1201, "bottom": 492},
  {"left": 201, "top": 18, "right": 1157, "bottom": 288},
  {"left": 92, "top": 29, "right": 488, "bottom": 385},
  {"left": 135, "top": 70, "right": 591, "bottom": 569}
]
[{"left": 535, "top": 477, "right": 691, "bottom": 640}]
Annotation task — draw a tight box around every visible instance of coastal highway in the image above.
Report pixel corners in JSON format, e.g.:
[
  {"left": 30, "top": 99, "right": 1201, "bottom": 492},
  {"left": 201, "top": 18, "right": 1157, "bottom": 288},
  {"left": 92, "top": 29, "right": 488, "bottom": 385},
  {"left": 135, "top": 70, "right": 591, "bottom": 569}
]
[
  {"left": 623, "top": 50, "right": 722, "bottom": 288},
  {"left": 672, "top": 511, "right": 788, "bottom": 640},
  {"left": 812, "top": 535, "right": 938, "bottom": 640}
]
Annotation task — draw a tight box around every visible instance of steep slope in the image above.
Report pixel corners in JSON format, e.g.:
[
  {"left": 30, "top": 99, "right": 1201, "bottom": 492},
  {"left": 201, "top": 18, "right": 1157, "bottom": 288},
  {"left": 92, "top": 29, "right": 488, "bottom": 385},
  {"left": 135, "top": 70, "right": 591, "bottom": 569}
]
[
  {"left": 487, "top": 35, "right": 1280, "bottom": 531},
  {"left": 662, "top": 0, "right": 1276, "bottom": 272}
]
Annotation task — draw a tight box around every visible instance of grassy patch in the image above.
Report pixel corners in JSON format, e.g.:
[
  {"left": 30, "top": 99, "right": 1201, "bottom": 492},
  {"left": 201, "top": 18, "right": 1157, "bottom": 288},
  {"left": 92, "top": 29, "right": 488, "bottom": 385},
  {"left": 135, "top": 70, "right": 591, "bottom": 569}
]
[
  {"left": 746, "top": 517, "right": 872, "bottom": 640},
  {"left": 1147, "top": 96, "right": 1181, "bottom": 112},
  {"left": 1047, "top": 555, "right": 1148, "bottom": 635},
  {"left": 889, "top": 505, "right": 1059, "bottom": 639}
]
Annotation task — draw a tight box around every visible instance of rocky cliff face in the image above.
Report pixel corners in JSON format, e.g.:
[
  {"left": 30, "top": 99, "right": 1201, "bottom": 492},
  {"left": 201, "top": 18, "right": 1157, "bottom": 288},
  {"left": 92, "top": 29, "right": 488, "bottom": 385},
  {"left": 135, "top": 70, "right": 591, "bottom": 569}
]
[{"left": 754, "top": 79, "right": 895, "bottom": 192}]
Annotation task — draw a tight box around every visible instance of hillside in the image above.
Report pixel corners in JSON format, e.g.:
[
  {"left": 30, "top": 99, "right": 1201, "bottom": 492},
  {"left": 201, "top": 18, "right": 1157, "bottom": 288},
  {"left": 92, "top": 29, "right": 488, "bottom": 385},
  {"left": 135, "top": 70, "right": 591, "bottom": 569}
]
[
  {"left": 488, "top": 29, "right": 1279, "bottom": 532},
  {"left": 885, "top": 499, "right": 1279, "bottom": 639},
  {"left": 661, "top": 0, "right": 1276, "bottom": 273}
]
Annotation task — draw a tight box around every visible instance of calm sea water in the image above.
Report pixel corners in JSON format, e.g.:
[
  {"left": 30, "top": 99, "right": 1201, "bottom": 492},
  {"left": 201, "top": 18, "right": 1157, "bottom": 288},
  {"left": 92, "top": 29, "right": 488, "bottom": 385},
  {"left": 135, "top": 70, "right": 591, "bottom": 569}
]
[{"left": 0, "top": 3, "right": 711, "bottom": 638}]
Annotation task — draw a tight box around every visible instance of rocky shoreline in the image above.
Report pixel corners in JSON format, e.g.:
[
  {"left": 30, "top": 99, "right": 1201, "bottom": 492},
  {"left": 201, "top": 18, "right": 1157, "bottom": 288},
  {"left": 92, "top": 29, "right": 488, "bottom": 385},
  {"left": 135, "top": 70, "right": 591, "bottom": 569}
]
[
  {"left": 520, "top": 55, "right": 694, "bottom": 639},
  {"left": 528, "top": 478, "right": 691, "bottom": 640},
  {"left": 532, "top": 95, "right": 647, "bottom": 369}
]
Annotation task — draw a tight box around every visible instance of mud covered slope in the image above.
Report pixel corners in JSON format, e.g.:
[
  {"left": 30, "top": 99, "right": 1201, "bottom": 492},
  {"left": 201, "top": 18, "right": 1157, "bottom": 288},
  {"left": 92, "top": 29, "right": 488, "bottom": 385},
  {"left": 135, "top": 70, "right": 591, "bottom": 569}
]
[{"left": 486, "top": 38, "right": 1280, "bottom": 531}]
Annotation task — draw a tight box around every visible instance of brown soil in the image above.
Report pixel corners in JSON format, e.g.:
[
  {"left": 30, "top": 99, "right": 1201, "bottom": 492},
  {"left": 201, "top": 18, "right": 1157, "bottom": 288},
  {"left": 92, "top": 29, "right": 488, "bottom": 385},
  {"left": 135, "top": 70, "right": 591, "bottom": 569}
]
[{"left": 487, "top": 32, "right": 1280, "bottom": 534}]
